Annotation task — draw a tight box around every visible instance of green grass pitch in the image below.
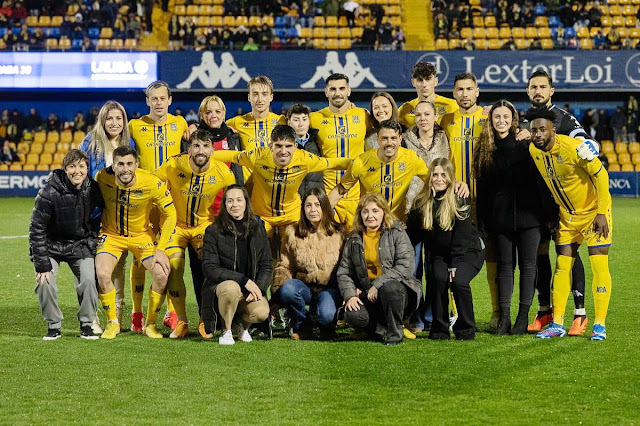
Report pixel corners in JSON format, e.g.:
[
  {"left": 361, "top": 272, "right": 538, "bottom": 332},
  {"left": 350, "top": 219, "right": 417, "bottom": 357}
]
[{"left": 1, "top": 197, "right": 639, "bottom": 424}]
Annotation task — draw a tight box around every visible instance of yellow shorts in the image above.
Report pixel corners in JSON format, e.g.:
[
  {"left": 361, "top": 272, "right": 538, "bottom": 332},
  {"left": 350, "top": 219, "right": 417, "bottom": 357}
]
[
  {"left": 556, "top": 209, "right": 612, "bottom": 248},
  {"left": 263, "top": 214, "right": 298, "bottom": 238},
  {"left": 96, "top": 232, "right": 157, "bottom": 263},
  {"left": 165, "top": 221, "right": 212, "bottom": 258}
]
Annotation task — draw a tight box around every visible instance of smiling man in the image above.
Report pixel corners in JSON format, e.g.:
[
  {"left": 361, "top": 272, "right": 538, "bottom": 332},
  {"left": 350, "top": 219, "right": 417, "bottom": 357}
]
[
  {"left": 328, "top": 120, "right": 429, "bottom": 222},
  {"left": 94, "top": 146, "right": 177, "bottom": 339}
]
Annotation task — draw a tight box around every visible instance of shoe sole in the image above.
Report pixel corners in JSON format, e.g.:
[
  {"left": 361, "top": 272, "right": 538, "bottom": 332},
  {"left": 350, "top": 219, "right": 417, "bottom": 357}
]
[
  {"left": 169, "top": 330, "right": 188, "bottom": 339},
  {"left": 590, "top": 335, "right": 606, "bottom": 341},
  {"left": 536, "top": 332, "right": 567, "bottom": 339},
  {"left": 80, "top": 335, "right": 99, "bottom": 340},
  {"left": 43, "top": 335, "right": 61, "bottom": 340}
]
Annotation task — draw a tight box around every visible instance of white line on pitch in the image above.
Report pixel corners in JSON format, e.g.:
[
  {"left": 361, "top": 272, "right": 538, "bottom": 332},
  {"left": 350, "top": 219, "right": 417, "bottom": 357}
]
[{"left": 0, "top": 235, "right": 28, "bottom": 239}]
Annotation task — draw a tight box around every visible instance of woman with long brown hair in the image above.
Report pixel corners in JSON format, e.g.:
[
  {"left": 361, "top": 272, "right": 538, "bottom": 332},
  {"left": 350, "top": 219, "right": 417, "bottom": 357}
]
[
  {"left": 365, "top": 91, "right": 399, "bottom": 150},
  {"left": 273, "top": 187, "right": 346, "bottom": 340}
]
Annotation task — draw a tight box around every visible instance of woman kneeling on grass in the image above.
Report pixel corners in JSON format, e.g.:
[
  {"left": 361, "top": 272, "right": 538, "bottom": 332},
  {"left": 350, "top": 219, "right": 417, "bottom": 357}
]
[
  {"left": 407, "top": 158, "right": 484, "bottom": 340},
  {"left": 201, "top": 185, "right": 272, "bottom": 345},
  {"left": 273, "top": 187, "right": 346, "bottom": 340},
  {"left": 337, "top": 193, "right": 421, "bottom": 345}
]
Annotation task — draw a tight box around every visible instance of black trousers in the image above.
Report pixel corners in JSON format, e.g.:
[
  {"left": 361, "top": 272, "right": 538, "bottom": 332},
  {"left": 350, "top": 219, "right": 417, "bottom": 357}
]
[
  {"left": 428, "top": 253, "right": 482, "bottom": 340},
  {"left": 188, "top": 244, "right": 204, "bottom": 314},
  {"left": 344, "top": 280, "right": 408, "bottom": 344},
  {"left": 496, "top": 226, "right": 541, "bottom": 313},
  {"left": 536, "top": 239, "right": 586, "bottom": 310}
]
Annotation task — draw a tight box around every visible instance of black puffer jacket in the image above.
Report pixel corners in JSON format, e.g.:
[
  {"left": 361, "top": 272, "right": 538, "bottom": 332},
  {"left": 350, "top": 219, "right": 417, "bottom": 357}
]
[
  {"left": 198, "top": 121, "right": 244, "bottom": 186},
  {"left": 297, "top": 128, "right": 324, "bottom": 198},
  {"left": 29, "top": 169, "right": 103, "bottom": 273}
]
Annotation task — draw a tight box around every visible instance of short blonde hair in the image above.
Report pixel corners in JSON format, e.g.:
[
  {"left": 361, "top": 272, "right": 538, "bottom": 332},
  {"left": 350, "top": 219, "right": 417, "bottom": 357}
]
[
  {"left": 248, "top": 75, "right": 274, "bottom": 95},
  {"left": 353, "top": 193, "right": 397, "bottom": 233},
  {"left": 198, "top": 95, "right": 226, "bottom": 121}
]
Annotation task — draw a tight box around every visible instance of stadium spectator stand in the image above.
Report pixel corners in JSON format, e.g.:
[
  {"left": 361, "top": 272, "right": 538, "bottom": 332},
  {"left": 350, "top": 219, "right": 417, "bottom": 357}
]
[{"left": 432, "top": 0, "right": 640, "bottom": 50}]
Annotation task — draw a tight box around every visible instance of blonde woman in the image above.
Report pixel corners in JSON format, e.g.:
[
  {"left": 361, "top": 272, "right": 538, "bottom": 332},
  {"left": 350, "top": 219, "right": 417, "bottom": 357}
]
[
  {"left": 337, "top": 193, "right": 421, "bottom": 345},
  {"left": 408, "top": 158, "right": 483, "bottom": 340},
  {"left": 78, "top": 101, "right": 135, "bottom": 330}
]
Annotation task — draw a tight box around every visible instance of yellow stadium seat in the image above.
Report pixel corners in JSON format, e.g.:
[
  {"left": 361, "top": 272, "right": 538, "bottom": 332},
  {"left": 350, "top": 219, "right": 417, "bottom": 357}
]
[
  {"left": 602, "top": 141, "right": 615, "bottom": 153},
  {"left": 33, "top": 131, "right": 46, "bottom": 144},
  {"left": 312, "top": 38, "right": 325, "bottom": 49},
  {"left": 629, "top": 141, "right": 640, "bottom": 152},
  {"left": 53, "top": 152, "right": 66, "bottom": 165},
  {"left": 36, "top": 164, "right": 50, "bottom": 171},
  {"left": 56, "top": 142, "right": 71, "bottom": 153},
  {"left": 625, "top": 16, "right": 636, "bottom": 26},
  {"left": 499, "top": 27, "right": 512, "bottom": 38},
  {"left": 0, "top": 164, "right": 8, "bottom": 171},
  {"left": 262, "top": 15, "right": 274, "bottom": 26},
  {"left": 618, "top": 27, "right": 629, "bottom": 38},
  {"left": 338, "top": 16, "right": 348, "bottom": 27},
  {"left": 389, "top": 16, "right": 402, "bottom": 27},
  {"left": 313, "top": 27, "right": 326, "bottom": 38},
  {"left": 100, "top": 27, "right": 113, "bottom": 38},
  {"left": 608, "top": 163, "right": 621, "bottom": 171},
  {"left": 473, "top": 16, "right": 484, "bottom": 27},
  {"left": 515, "top": 38, "right": 530, "bottom": 49},
  {"left": 26, "top": 15, "right": 38, "bottom": 26},
  {"left": 388, "top": 6, "right": 401, "bottom": 15},
  {"left": 111, "top": 39, "right": 123, "bottom": 50},
  {"left": 610, "top": 5, "right": 622, "bottom": 15},
  {"left": 248, "top": 16, "right": 261, "bottom": 26},
  {"left": 30, "top": 143, "right": 44, "bottom": 155},
  {"left": 199, "top": 5, "right": 213, "bottom": 15},
  {"left": 223, "top": 16, "right": 235, "bottom": 26},
  {"left": 196, "top": 16, "right": 210, "bottom": 26},
  {"left": 621, "top": 163, "right": 635, "bottom": 171},
  {"left": 26, "top": 153, "right": 40, "bottom": 165},
  {"left": 325, "top": 16, "right": 338, "bottom": 26},
  {"left": 525, "top": 27, "right": 538, "bottom": 38},
  {"left": 449, "top": 38, "right": 461, "bottom": 49},
  {"left": 51, "top": 163, "right": 62, "bottom": 170},
  {"left": 541, "top": 38, "right": 554, "bottom": 49},
  {"left": 9, "top": 164, "right": 23, "bottom": 171},
  {"left": 475, "top": 38, "right": 488, "bottom": 49},
  {"left": 300, "top": 27, "right": 312, "bottom": 38},
  {"left": 73, "top": 131, "right": 86, "bottom": 144},
  {"left": 538, "top": 27, "right": 551, "bottom": 38},
  {"left": 174, "top": 5, "right": 186, "bottom": 14},
  {"left": 43, "top": 143, "right": 57, "bottom": 154},
  {"left": 46, "top": 38, "right": 58, "bottom": 50},
  {"left": 40, "top": 153, "right": 53, "bottom": 165},
  {"left": 488, "top": 39, "right": 501, "bottom": 49},
  {"left": 236, "top": 16, "right": 248, "bottom": 26},
  {"left": 59, "top": 38, "right": 71, "bottom": 50},
  {"left": 616, "top": 143, "right": 629, "bottom": 153},
  {"left": 512, "top": 27, "right": 525, "bottom": 38},
  {"left": 618, "top": 152, "right": 631, "bottom": 163},
  {"left": 460, "top": 27, "right": 472, "bottom": 39},
  {"left": 338, "top": 38, "right": 352, "bottom": 49},
  {"left": 601, "top": 16, "right": 612, "bottom": 27},
  {"left": 314, "top": 16, "right": 325, "bottom": 26},
  {"left": 613, "top": 15, "right": 625, "bottom": 26},
  {"left": 632, "top": 152, "right": 640, "bottom": 164},
  {"left": 486, "top": 27, "right": 499, "bottom": 39},
  {"left": 17, "top": 142, "right": 29, "bottom": 153},
  {"left": 212, "top": 5, "right": 224, "bottom": 15},
  {"left": 186, "top": 5, "right": 198, "bottom": 15},
  {"left": 606, "top": 152, "right": 617, "bottom": 163},
  {"left": 534, "top": 16, "right": 548, "bottom": 27},
  {"left": 590, "top": 27, "right": 603, "bottom": 37},
  {"left": 124, "top": 39, "right": 137, "bottom": 50},
  {"left": 97, "top": 39, "right": 110, "bottom": 50},
  {"left": 577, "top": 27, "right": 590, "bottom": 38},
  {"left": 325, "top": 38, "right": 339, "bottom": 49},
  {"left": 485, "top": 15, "right": 496, "bottom": 27},
  {"left": 473, "top": 27, "right": 486, "bottom": 39},
  {"left": 210, "top": 16, "right": 222, "bottom": 26},
  {"left": 579, "top": 38, "right": 593, "bottom": 49},
  {"left": 38, "top": 15, "right": 51, "bottom": 26},
  {"left": 435, "top": 38, "right": 449, "bottom": 50},
  {"left": 352, "top": 27, "right": 363, "bottom": 38},
  {"left": 325, "top": 27, "right": 338, "bottom": 38},
  {"left": 51, "top": 16, "right": 63, "bottom": 26}
]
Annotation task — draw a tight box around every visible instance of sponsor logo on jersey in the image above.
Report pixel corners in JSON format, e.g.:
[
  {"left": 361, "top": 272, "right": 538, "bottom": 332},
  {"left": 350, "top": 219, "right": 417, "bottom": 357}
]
[
  {"left": 398, "top": 162, "right": 406, "bottom": 171},
  {"left": 258, "top": 129, "right": 267, "bottom": 137},
  {"left": 463, "top": 128, "right": 472, "bottom": 136},
  {"left": 208, "top": 176, "right": 217, "bottom": 184}
]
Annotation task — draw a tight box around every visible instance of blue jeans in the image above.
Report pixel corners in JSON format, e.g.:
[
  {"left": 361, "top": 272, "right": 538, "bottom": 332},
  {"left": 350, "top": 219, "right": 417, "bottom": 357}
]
[
  {"left": 279, "top": 279, "right": 341, "bottom": 330},
  {"left": 410, "top": 242, "right": 433, "bottom": 329}
]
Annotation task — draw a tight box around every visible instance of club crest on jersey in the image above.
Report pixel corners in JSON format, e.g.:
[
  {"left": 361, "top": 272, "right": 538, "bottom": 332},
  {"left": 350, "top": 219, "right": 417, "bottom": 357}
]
[
  {"left": 221, "top": 140, "right": 229, "bottom": 149},
  {"left": 290, "top": 165, "right": 300, "bottom": 173},
  {"left": 556, "top": 154, "right": 564, "bottom": 164},
  {"left": 479, "top": 118, "right": 486, "bottom": 126},
  {"left": 271, "top": 119, "right": 279, "bottom": 126},
  {"left": 133, "top": 189, "right": 143, "bottom": 197},
  {"left": 352, "top": 115, "right": 360, "bottom": 124},
  {"left": 208, "top": 176, "right": 217, "bottom": 184},
  {"left": 170, "top": 123, "right": 177, "bottom": 131},
  {"left": 438, "top": 107, "right": 445, "bottom": 116},
  {"left": 399, "top": 162, "right": 406, "bottom": 171}
]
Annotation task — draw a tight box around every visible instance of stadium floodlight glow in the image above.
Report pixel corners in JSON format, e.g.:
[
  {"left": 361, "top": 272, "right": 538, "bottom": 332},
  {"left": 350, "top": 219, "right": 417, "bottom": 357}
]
[{"left": 0, "top": 52, "right": 158, "bottom": 89}]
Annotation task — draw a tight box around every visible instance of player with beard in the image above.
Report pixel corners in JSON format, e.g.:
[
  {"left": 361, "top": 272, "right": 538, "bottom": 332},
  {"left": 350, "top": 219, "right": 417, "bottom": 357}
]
[
  {"left": 154, "top": 130, "right": 236, "bottom": 338},
  {"left": 310, "top": 73, "right": 374, "bottom": 229},
  {"left": 94, "top": 146, "right": 177, "bottom": 339},
  {"left": 519, "top": 70, "right": 600, "bottom": 336}
]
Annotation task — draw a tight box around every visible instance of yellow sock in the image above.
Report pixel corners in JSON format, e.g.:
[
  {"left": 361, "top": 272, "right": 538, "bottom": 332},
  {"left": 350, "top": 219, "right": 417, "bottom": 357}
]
[
  {"left": 486, "top": 261, "right": 498, "bottom": 314},
  {"left": 130, "top": 259, "right": 146, "bottom": 313},
  {"left": 146, "top": 289, "right": 166, "bottom": 325},
  {"left": 448, "top": 290, "right": 458, "bottom": 317},
  {"left": 166, "top": 295, "right": 175, "bottom": 313},
  {"left": 99, "top": 289, "right": 117, "bottom": 321},
  {"left": 590, "top": 255, "right": 611, "bottom": 326},
  {"left": 168, "top": 257, "right": 187, "bottom": 319},
  {"left": 552, "top": 255, "right": 575, "bottom": 326}
]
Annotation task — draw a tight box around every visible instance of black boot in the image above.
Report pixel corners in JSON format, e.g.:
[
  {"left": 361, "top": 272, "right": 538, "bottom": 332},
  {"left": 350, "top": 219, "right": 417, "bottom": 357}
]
[
  {"left": 496, "top": 312, "right": 511, "bottom": 335},
  {"left": 510, "top": 305, "right": 530, "bottom": 335}
]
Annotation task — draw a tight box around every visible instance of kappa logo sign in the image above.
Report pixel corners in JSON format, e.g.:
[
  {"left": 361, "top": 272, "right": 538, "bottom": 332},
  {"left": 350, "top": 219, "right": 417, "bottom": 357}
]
[
  {"left": 300, "top": 51, "right": 386, "bottom": 89},
  {"left": 176, "top": 52, "right": 251, "bottom": 89}
]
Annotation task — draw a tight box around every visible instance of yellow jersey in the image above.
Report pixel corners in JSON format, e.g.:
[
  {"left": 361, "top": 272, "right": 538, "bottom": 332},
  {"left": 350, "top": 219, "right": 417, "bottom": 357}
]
[
  {"left": 226, "top": 112, "right": 287, "bottom": 151},
  {"left": 398, "top": 95, "right": 458, "bottom": 128},
  {"left": 529, "top": 134, "right": 611, "bottom": 217},
  {"left": 129, "top": 113, "right": 188, "bottom": 172},
  {"left": 213, "top": 148, "right": 349, "bottom": 224},
  {"left": 95, "top": 167, "right": 177, "bottom": 251},
  {"left": 310, "top": 106, "right": 373, "bottom": 192},
  {"left": 154, "top": 154, "right": 236, "bottom": 229},
  {"left": 340, "top": 147, "right": 429, "bottom": 221},
  {"left": 441, "top": 108, "right": 488, "bottom": 198}
]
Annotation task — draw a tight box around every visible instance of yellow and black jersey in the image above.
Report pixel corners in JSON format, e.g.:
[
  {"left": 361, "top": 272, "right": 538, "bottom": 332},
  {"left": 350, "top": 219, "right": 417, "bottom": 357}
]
[
  {"left": 530, "top": 134, "right": 611, "bottom": 217},
  {"left": 441, "top": 108, "right": 488, "bottom": 198},
  {"left": 398, "top": 95, "right": 458, "bottom": 128},
  {"left": 340, "top": 148, "right": 429, "bottom": 221},
  {"left": 129, "top": 113, "right": 188, "bottom": 172},
  {"left": 310, "top": 106, "right": 373, "bottom": 191},
  {"left": 95, "top": 168, "right": 177, "bottom": 250},
  {"left": 213, "top": 148, "right": 349, "bottom": 223},
  {"left": 226, "top": 112, "right": 287, "bottom": 151},
  {"left": 154, "top": 154, "right": 235, "bottom": 229}
]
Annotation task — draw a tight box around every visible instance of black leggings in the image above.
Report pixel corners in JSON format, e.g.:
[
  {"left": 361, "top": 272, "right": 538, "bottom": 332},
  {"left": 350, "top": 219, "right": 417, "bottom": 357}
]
[{"left": 496, "top": 226, "right": 541, "bottom": 312}]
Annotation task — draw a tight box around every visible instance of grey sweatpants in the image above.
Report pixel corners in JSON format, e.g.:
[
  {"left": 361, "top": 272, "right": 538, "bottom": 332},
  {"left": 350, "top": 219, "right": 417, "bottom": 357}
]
[{"left": 34, "top": 257, "right": 98, "bottom": 328}]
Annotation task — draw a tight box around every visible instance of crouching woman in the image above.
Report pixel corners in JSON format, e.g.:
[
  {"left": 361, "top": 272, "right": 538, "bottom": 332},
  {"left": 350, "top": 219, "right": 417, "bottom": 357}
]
[
  {"left": 337, "top": 193, "right": 421, "bottom": 345},
  {"left": 201, "top": 185, "right": 272, "bottom": 345}
]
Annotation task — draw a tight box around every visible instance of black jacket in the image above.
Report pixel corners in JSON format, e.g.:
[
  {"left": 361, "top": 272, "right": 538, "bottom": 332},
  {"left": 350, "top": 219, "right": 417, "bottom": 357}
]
[
  {"left": 407, "top": 197, "right": 483, "bottom": 271},
  {"left": 297, "top": 128, "right": 324, "bottom": 198},
  {"left": 202, "top": 219, "right": 273, "bottom": 294},
  {"left": 29, "top": 169, "right": 103, "bottom": 273},
  {"left": 475, "top": 133, "right": 550, "bottom": 234},
  {"left": 198, "top": 121, "right": 244, "bottom": 186}
]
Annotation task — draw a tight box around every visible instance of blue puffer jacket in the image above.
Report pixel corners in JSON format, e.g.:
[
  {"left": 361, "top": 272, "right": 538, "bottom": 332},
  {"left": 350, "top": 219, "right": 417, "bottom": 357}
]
[{"left": 78, "top": 134, "right": 136, "bottom": 179}]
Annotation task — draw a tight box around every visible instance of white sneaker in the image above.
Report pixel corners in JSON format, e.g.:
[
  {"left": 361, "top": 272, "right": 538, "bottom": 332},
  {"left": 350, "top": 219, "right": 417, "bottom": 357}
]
[
  {"left": 236, "top": 325, "right": 252, "bottom": 343},
  {"left": 91, "top": 318, "right": 103, "bottom": 335},
  {"left": 219, "top": 330, "right": 235, "bottom": 345}
]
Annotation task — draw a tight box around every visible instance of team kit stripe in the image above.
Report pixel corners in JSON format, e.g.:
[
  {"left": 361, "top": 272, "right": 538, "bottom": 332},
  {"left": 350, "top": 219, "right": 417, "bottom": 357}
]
[
  {"left": 543, "top": 156, "right": 574, "bottom": 214},
  {"left": 125, "top": 190, "right": 130, "bottom": 236},
  {"left": 549, "top": 159, "right": 576, "bottom": 214}
]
